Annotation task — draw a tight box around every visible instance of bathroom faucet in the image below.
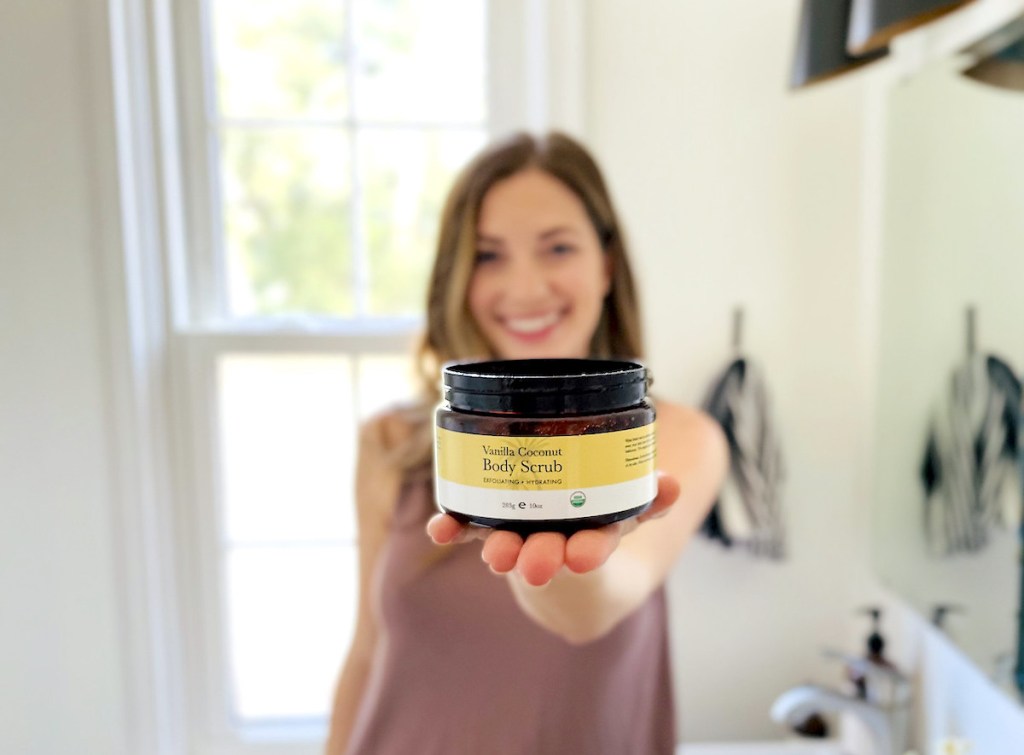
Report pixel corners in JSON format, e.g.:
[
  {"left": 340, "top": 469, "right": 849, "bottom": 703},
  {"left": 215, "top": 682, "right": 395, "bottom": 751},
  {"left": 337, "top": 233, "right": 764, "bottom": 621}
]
[
  {"left": 771, "top": 684, "right": 894, "bottom": 754},
  {"left": 771, "top": 659, "right": 910, "bottom": 755}
]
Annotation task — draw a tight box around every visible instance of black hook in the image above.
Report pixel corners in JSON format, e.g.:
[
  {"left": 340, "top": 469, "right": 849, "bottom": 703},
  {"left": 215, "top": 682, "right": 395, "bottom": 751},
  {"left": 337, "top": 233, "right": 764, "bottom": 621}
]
[{"left": 966, "top": 305, "right": 977, "bottom": 356}]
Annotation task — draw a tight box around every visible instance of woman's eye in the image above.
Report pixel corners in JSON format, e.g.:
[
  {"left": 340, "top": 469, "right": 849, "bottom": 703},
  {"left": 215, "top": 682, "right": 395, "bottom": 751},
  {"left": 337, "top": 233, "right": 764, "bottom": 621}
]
[
  {"left": 550, "top": 243, "right": 575, "bottom": 256},
  {"left": 474, "top": 250, "right": 499, "bottom": 265}
]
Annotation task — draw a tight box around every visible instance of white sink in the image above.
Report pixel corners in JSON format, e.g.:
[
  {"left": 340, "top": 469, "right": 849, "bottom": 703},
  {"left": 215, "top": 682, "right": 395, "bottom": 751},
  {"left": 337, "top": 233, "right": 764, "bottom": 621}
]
[{"left": 677, "top": 741, "right": 843, "bottom": 755}]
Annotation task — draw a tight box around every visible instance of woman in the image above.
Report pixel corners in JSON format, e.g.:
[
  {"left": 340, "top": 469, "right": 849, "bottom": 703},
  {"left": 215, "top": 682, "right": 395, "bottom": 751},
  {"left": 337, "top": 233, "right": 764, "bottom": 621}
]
[{"left": 326, "top": 132, "right": 728, "bottom": 754}]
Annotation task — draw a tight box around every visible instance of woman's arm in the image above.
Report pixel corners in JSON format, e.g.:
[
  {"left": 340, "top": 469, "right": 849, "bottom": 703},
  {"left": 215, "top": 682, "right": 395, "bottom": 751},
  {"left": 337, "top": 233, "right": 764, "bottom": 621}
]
[
  {"left": 324, "top": 414, "right": 409, "bottom": 754},
  {"left": 428, "top": 402, "right": 728, "bottom": 645}
]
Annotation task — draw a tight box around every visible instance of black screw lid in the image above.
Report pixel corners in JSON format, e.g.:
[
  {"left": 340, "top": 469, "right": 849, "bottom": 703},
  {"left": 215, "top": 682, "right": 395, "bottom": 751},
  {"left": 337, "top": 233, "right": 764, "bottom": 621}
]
[{"left": 442, "top": 358, "right": 650, "bottom": 416}]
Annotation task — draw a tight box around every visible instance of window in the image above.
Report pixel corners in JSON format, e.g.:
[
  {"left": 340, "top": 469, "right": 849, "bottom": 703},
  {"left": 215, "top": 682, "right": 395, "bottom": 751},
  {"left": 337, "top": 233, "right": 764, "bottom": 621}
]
[
  {"left": 206, "top": 0, "right": 489, "bottom": 322},
  {"left": 174, "top": 0, "right": 487, "bottom": 745},
  {"left": 109, "top": 0, "right": 584, "bottom": 751}
]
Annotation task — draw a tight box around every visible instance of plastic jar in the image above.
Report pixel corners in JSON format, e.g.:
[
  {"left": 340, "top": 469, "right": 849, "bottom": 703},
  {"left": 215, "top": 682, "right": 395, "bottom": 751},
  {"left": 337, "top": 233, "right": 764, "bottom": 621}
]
[{"left": 434, "top": 358, "right": 657, "bottom": 535}]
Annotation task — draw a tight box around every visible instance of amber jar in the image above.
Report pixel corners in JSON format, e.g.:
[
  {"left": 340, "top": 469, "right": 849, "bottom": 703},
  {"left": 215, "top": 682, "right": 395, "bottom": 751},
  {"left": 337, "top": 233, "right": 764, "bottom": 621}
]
[{"left": 434, "top": 358, "right": 657, "bottom": 535}]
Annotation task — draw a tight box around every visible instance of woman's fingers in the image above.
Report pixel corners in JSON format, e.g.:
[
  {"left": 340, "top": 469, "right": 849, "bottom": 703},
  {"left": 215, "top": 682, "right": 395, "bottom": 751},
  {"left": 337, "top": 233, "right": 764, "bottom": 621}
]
[
  {"left": 565, "top": 472, "right": 681, "bottom": 572},
  {"left": 431, "top": 471, "right": 682, "bottom": 581},
  {"left": 565, "top": 525, "right": 622, "bottom": 573},
  {"left": 637, "top": 471, "right": 681, "bottom": 523},
  {"left": 427, "top": 513, "right": 472, "bottom": 544},
  {"left": 481, "top": 529, "right": 524, "bottom": 573},
  {"left": 517, "top": 531, "right": 567, "bottom": 586}
]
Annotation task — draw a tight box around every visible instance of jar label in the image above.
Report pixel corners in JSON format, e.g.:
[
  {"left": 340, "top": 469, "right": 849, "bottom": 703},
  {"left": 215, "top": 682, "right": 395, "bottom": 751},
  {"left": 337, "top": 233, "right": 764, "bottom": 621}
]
[{"left": 435, "top": 424, "right": 657, "bottom": 520}]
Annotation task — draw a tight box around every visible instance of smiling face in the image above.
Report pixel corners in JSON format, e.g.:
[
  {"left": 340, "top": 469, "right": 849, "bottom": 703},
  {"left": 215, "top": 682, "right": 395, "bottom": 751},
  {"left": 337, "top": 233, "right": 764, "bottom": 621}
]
[{"left": 467, "top": 168, "right": 612, "bottom": 361}]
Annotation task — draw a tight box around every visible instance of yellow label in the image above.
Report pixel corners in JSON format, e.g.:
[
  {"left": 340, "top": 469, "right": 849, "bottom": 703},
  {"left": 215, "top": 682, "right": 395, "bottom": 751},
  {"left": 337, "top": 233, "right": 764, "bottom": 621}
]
[{"left": 435, "top": 423, "right": 656, "bottom": 491}]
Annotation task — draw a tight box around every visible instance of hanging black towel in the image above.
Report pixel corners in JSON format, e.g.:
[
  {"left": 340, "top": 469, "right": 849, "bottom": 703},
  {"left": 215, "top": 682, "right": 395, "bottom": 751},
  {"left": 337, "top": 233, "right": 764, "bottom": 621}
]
[
  {"left": 920, "top": 354, "right": 1023, "bottom": 555},
  {"left": 700, "top": 357, "right": 786, "bottom": 559}
]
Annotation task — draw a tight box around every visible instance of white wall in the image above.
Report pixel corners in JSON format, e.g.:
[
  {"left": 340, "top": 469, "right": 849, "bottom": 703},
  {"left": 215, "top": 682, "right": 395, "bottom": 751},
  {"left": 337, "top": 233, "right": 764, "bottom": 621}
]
[
  {"left": 586, "top": 0, "right": 886, "bottom": 741},
  {"left": 0, "top": 1, "right": 130, "bottom": 753}
]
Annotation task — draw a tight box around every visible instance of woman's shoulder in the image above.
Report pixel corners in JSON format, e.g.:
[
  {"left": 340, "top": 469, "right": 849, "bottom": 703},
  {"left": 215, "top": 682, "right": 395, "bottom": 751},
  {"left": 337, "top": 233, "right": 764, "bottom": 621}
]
[
  {"left": 355, "top": 402, "right": 435, "bottom": 523},
  {"left": 359, "top": 400, "right": 436, "bottom": 476},
  {"left": 653, "top": 399, "right": 728, "bottom": 457},
  {"left": 653, "top": 398, "right": 714, "bottom": 432},
  {"left": 360, "top": 400, "right": 433, "bottom": 452}
]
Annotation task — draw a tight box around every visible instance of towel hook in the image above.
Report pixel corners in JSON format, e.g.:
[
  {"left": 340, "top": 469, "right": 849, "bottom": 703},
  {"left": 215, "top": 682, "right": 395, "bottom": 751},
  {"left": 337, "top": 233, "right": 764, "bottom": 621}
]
[
  {"left": 732, "top": 306, "right": 744, "bottom": 353},
  {"left": 966, "top": 305, "right": 976, "bottom": 356}
]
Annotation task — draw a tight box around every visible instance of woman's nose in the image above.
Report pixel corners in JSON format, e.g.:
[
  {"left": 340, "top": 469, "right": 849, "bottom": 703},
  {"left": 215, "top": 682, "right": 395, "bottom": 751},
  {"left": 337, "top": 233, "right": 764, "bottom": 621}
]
[{"left": 504, "top": 257, "right": 550, "bottom": 301}]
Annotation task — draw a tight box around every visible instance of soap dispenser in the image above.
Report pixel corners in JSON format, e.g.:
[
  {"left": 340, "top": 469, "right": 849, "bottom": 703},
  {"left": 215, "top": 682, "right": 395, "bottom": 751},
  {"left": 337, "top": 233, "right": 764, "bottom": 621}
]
[
  {"left": 847, "top": 607, "right": 899, "bottom": 704},
  {"left": 931, "top": 603, "right": 965, "bottom": 643}
]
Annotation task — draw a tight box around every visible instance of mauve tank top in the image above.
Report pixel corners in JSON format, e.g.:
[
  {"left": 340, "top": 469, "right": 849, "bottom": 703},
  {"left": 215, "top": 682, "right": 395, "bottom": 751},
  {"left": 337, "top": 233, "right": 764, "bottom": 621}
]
[{"left": 345, "top": 467, "right": 676, "bottom": 755}]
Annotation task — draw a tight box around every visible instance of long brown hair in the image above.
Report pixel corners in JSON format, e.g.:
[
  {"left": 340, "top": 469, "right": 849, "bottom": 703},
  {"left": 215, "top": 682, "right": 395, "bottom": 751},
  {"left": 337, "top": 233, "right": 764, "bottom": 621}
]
[{"left": 400, "top": 131, "right": 646, "bottom": 469}]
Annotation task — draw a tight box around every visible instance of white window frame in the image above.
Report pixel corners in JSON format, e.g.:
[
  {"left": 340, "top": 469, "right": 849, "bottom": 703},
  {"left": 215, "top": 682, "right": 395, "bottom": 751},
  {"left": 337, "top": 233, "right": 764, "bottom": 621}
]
[{"left": 104, "top": 1, "right": 585, "bottom": 753}]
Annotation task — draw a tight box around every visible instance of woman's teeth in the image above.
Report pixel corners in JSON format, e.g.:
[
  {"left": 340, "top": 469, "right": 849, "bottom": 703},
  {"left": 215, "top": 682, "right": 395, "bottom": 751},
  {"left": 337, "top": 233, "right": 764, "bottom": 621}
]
[{"left": 504, "top": 312, "right": 561, "bottom": 335}]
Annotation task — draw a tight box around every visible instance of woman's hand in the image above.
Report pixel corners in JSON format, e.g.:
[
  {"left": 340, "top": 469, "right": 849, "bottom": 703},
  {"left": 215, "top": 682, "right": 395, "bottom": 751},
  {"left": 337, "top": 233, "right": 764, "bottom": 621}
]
[{"left": 426, "top": 471, "right": 681, "bottom": 587}]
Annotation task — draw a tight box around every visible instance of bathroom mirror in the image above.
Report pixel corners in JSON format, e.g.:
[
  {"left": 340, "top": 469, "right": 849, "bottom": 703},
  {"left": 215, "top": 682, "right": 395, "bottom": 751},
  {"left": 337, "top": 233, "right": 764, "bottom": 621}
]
[{"left": 871, "top": 40, "right": 1024, "bottom": 701}]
